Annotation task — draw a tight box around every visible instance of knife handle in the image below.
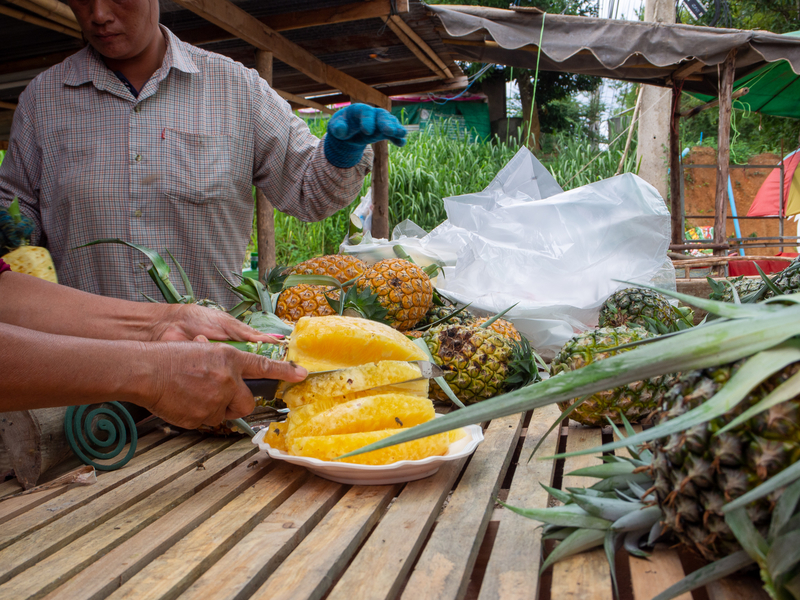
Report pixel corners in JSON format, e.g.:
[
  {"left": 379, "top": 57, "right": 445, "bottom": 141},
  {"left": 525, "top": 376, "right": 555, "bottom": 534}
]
[{"left": 244, "top": 379, "right": 280, "bottom": 398}]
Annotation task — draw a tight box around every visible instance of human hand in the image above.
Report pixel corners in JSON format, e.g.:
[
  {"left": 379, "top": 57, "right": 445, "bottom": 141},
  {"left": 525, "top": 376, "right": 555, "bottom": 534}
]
[
  {"left": 152, "top": 303, "right": 284, "bottom": 345},
  {"left": 144, "top": 341, "right": 307, "bottom": 429},
  {"left": 324, "top": 104, "right": 407, "bottom": 168}
]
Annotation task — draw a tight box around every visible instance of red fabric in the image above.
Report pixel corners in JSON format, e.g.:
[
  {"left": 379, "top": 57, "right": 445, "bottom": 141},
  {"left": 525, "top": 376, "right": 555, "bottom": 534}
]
[
  {"left": 747, "top": 150, "right": 800, "bottom": 217},
  {"left": 0, "top": 258, "right": 10, "bottom": 275},
  {"left": 728, "top": 252, "right": 799, "bottom": 276}
]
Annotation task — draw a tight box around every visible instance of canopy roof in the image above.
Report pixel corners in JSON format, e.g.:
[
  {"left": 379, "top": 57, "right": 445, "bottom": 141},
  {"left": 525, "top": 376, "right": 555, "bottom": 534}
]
[{"left": 429, "top": 4, "right": 800, "bottom": 98}]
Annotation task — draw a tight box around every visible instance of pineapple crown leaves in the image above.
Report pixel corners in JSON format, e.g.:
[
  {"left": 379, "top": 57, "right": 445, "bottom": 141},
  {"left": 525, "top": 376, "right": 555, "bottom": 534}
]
[
  {"left": 477, "top": 303, "right": 519, "bottom": 330},
  {"left": 504, "top": 336, "right": 546, "bottom": 389},
  {"left": 76, "top": 239, "right": 187, "bottom": 303},
  {"left": 216, "top": 266, "right": 272, "bottom": 317},
  {"left": 413, "top": 302, "right": 474, "bottom": 332},
  {"left": 335, "top": 281, "right": 800, "bottom": 470},
  {"left": 264, "top": 265, "right": 290, "bottom": 294},
  {"left": 326, "top": 285, "right": 391, "bottom": 324},
  {"left": 0, "top": 197, "right": 35, "bottom": 252}
]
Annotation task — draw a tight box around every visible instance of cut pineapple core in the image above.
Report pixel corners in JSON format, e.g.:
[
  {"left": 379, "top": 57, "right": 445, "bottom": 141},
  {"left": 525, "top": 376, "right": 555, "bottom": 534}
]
[
  {"left": 282, "top": 360, "right": 428, "bottom": 409},
  {"left": 288, "top": 393, "right": 435, "bottom": 439},
  {"left": 286, "top": 316, "right": 427, "bottom": 372},
  {"left": 287, "top": 428, "right": 452, "bottom": 465}
]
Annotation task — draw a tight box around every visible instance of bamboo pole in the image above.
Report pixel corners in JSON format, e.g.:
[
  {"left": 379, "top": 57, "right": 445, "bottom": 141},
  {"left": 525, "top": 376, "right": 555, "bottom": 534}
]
[
  {"left": 6, "top": 0, "right": 80, "bottom": 30},
  {"left": 615, "top": 85, "right": 642, "bottom": 176},
  {"left": 371, "top": 140, "right": 390, "bottom": 239},
  {"left": 669, "top": 84, "right": 683, "bottom": 246},
  {"left": 255, "top": 49, "right": 276, "bottom": 278}
]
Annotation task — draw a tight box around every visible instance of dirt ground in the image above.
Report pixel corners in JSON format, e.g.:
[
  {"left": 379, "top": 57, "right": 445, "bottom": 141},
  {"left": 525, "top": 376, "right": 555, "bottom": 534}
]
[{"left": 682, "top": 146, "right": 795, "bottom": 256}]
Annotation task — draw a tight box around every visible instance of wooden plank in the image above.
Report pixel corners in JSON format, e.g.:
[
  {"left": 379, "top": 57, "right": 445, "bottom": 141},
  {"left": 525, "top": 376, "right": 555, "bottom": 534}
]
[
  {"left": 400, "top": 413, "right": 524, "bottom": 600},
  {"left": 249, "top": 484, "right": 402, "bottom": 600},
  {"left": 6, "top": 0, "right": 80, "bottom": 30},
  {"left": 0, "top": 4, "right": 81, "bottom": 38},
  {"left": 0, "top": 436, "right": 229, "bottom": 585},
  {"left": 478, "top": 405, "right": 562, "bottom": 600},
  {"left": 389, "top": 14, "right": 453, "bottom": 78},
  {"left": 105, "top": 464, "right": 308, "bottom": 600},
  {"left": 629, "top": 546, "right": 691, "bottom": 600},
  {"left": 275, "top": 89, "right": 335, "bottom": 114},
  {"left": 0, "top": 480, "right": 23, "bottom": 499},
  {"left": 0, "top": 101, "right": 17, "bottom": 111},
  {"left": 383, "top": 16, "right": 448, "bottom": 80},
  {"left": 22, "top": 0, "right": 77, "bottom": 24},
  {"left": 0, "top": 432, "right": 203, "bottom": 549},
  {"left": 706, "top": 577, "right": 770, "bottom": 600},
  {"left": 180, "top": 477, "right": 346, "bottom": 600},
  {"left": 3, "top": 439, "right": 257, "bottom": 600},
  {"left": 551, "top": 424, "right": 613, "bottom": 600},
  {"left": 327, "top": 459, "right": 466, "bottom": 600},
  {"left": 0, "top": 428, "right": 174, "bottom": 525},
  {"left": 170, "top": 0, "right": 390, "bottom": 109}
]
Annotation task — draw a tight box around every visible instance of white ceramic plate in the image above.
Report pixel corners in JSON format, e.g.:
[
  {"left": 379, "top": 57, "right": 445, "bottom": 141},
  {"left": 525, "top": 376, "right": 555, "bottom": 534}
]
[{"left": 252, "top": 416, "right": 484, "bottom": 485}]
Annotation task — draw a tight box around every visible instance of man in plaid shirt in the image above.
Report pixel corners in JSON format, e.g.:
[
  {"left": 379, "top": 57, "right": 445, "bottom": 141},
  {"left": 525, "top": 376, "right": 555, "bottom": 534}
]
[{"left": 0, "top": 0, "right": 406, "bottom": 307}]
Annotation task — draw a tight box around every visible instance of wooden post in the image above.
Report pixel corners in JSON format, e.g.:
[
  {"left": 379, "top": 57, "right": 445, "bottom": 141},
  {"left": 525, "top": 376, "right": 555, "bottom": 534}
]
[
  {"left": 713, "top": 49, "right": 736, "bottom": 261},
  {"left": 255, "top": 49, "right": 276, "bottom": 278},
  {"left": 669, "top": 84, "right": 683, "bottom": 246},
  {"left": 371, "top": 140, "right": 390, "bottom": 239}
]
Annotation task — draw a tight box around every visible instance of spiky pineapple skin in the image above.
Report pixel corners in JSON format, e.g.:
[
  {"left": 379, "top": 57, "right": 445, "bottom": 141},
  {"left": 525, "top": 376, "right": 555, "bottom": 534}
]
[
  {"left": 766, "top": 257, "right": 800, "bottom": 298},
  {"left": 356, "top": 259, "right": 433, "bottom": 331},
  {"left": 419, "top": 305, "right": 477, "bottom": 328},
  {"left": 274, "top": 284, "right": 339, "bottom": 322},
  {"left": 423, "top": 324, "right": 515, "bottom": 405},
  {"left": 552, "top": 326, "right": 672, "bottom": 426},
  {"left": 650, "top": 362, "right": 800, "bottom": 562},
  {"left": 474, "top": 317, "right": 522, "bottom": 341},
  {"left": 3, "top": 245, "right": 57, "bottom": 283},
  {"left": 289, "top": 254, "right": 366, "bottom": 284},
  {"left": 598, "top": 287, "right": 675, "bottom": 329}
]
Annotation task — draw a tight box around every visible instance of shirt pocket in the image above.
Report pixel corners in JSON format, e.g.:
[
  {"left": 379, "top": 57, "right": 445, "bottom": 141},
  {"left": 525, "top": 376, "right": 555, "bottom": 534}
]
[{"left": 162, "top": 130, "right": 235, "bottom": 205}]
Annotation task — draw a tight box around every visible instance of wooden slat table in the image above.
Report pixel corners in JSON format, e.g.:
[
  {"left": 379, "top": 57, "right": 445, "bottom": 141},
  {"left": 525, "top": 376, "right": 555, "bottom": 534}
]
[{"left": 0, "top": 409, "right": 768, "bottom": 600}]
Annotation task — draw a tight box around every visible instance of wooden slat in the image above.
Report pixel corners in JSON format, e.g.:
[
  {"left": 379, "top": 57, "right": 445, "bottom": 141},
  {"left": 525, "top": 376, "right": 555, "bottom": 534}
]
[
  {"left": 327, "top": 459, "right": 466, "bottom": 600},
  {"left": 629, "top": 546, "right": 692, "bottom": 600},
  {"left": 0, "top": 432, "right": 203, "bottom": 549},
  {"left": 0, "top": 437, "right": 229, "bottom": 585},
  {"left": 388, "top": 14, "right": 453, "bottom": 78},
  {"left": 170, "top": 0, "right": 390, "bottom": 109},
  {"left": 478, "top": 405, "right": 562, "bottom": 600},
  {"left": 4, "top": 439, "right": 257, "bottom": 599},
  {"left": 706, "top": 577, "right": 771, "bottom": 600},
  {"left": 0, "top": 101, "right": 18, "bottom": 111},
  {"left": 274, "top": 89, "right": 335, "bottom": 114},
  {"left": 249, "top": 484, "right": 402, "bottom": 600},
  {"left": 0, "top": 4, "right": 81, "bottom": 38},
  {"left": 0, "top": 480, "right": 23, "bottom": 499},
  {"left": 6, "top": 0, "right": 80, "bottom": 30},
  {"left": 383, "top": 16, "right": 448, "bottom": 80},
  {"left": 400, "top": 414, "right": 524, "bottom": 600},
  {"left": 105, "top": 464, "right": 308, "bottom": 600},
  {"left": 0, "top": 428, "right": 174, "bottom": 525},
  {"left": 550, "top": 424, "right": 613, "bottom": 600},
  {"left": 180, "top": 477, "right": 346, "bottom": 600}
]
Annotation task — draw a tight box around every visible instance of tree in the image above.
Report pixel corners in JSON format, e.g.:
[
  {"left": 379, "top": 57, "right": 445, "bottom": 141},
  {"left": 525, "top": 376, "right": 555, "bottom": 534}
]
[{"left": 427, "top": 0, "right": 601, "bottom": 150}]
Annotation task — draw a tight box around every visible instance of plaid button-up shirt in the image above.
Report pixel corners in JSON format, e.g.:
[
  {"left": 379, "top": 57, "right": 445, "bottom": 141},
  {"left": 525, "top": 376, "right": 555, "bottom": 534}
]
[{"left": 0, "top": 27, "right": 372, "bottom": 306}]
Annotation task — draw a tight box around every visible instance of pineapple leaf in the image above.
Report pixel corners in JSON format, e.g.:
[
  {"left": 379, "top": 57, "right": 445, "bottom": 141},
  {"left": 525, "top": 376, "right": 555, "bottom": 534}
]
[
  {"left": 477, "top": 303, "right": 519, "bottom": 329},
  {"left": 529, "top": 395, "right": 588, "bottom": 461},
  {"left": 767, "top": 530, "right": 800, "bottom": 581},
  {"left": 723, "top": 460, "right": 800, "bottom": 512},
  {"left": 282, "top": 274, "right": 342, "bottom": 290},
  {"left": 756, "top": 263, "right": 787, "bottom": 297},
  {"left": 570, "top": 494, "right": 645, "bottom": 521},
  {"left": 539, "top": 528, "right": 606, "bottom": 574},
  {"left": 147, "top": 266, "right": 180, "bottom": 304},
  {"left": 336, "top": 306, "right": 800, "bottom": 461},
  {"left": 650, "top": 551, "right": 755, "bottom": 600},
  {"left": 166, "top": 249, "right": 195, "bottom": 302},
  {"left": 228, "top": 299, "right": 255, "bottom": 319},
  {"left": 717, "top": 369, "right": 800, "bottom": 435},
  {"left": 611, "top": 505, "right": 662, "bottom": 533},
  {"left": 725, "top": 507, "right": 769, "bottom": 565},
  {"left": 411, "top": 338, "right": 465, "bottom": 408},
  {"left": 604, "top": 530, "right": 620, "bottom": 600},
  {"left": 498, "top": 501, "right": 611, "bottom": 530},
  {"left": 623, "top": 530, "right": 650, "bottom": 558},
  {"left": 769, "top": 478, "right": 800, "bottom": 543},
  {"left": 541, "top": 483, "right": 572, "bottom": 505}
]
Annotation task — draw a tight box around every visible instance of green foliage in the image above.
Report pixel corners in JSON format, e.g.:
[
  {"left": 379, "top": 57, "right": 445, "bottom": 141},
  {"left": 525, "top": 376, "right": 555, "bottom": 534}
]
[{"left": 0, "top": 150, "right": 4, "bottom": 165}]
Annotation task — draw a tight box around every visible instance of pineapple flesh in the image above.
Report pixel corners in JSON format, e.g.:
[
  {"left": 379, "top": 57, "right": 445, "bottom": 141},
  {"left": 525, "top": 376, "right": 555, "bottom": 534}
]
[{"left": 3, "top": 245, "right": 57, "bottom": 283}]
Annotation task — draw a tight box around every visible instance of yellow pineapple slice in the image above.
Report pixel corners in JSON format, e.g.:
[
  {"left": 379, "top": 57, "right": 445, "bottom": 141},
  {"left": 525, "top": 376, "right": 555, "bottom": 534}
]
[
  {"left": 282, "top": 360, "right": 428, "bottom": 409},
  {"left": 263, "top": 423, "right": 288, "bottom": 451},
  {"left": 286, "top": 428, "right": 452, "bottom": 465},
  {"left": 286, "top": 316, "right": 427, "bottom": 372},
  {"left": 4, "top": 246, "right": 57, "bottom": 283},
  {"left": 288, "top": 393, "right": 435, "bottom": 439}
]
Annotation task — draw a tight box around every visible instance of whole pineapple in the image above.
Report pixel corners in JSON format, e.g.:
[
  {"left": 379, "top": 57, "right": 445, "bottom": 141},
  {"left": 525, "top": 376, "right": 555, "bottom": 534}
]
[
  {"left": 473, "top": 317, "right": 522, "bottom": 341},
  {"left": 0, "top": 198, "right": 57, "bottom": 283},
  {"left": 289, "top": 254, "right": 367, "bottom": 284},
  {"left": 552, "top": 326, "right": 673, "bottom": 426},
  {"left": 356, "top": 258, "right": 433, "bottom": 331},
  {"left": 708, "top": 275, "right": 764, "bottom": 302},
  {"left": 274, "top": 284, "right": 339, "bottom": 322},
  {"left": 423, "top": 324, "right": 517, "bottom": 405},
  {"left": 599, "top": 287, "right": 679, "bottom": 330},
  {"left": 649, "top": 362, "right": 800, "bottom": 562},
  {"left": 765, "top": 257, "right": 800, "bottom": 298}
]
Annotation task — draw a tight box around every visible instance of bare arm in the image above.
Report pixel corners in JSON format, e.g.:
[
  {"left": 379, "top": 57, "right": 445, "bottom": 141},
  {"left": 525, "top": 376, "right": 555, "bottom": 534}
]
[{"left": 0, "top": 270, "right": 281, "bottom": 344}]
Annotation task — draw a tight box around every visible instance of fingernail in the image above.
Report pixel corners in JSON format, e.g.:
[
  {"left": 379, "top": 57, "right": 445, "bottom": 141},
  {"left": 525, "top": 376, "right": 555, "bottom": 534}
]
[{"left": 269, "top": 334, "right": 285, "bottom": 340}]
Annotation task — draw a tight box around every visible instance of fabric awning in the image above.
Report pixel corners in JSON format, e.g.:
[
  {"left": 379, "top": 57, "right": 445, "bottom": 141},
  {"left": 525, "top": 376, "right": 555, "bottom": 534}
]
[{"left": 428, "top": 5, "right": 800, "bottom": 97}]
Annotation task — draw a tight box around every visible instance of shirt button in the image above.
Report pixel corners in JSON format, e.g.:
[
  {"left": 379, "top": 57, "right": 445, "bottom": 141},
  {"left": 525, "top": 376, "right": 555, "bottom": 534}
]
[
  {"left": 135, "top": 154, "right": 142, "bottom": 162},
  {"left": 134, "top": 104, "right": 141, "bottom": 113},
  {"left": 133, "top": 209, "right": 142, "bottom": 217}
]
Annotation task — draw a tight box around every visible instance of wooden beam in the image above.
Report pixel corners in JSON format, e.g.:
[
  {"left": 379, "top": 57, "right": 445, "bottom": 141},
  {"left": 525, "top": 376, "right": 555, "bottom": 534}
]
[
  {"left": 6, "top": 0, "right": 80, "bottom": 30},
  {"left": 714, "top": 49, "right": 736, "bottom": 261},
  {"left": 309, "top": 75, "right": 469, "bottom": 106},
  {"left": 371, "top": 140, "right": 390, "bottom": 239},
  {"left": 0, "top": 49, "right": 81, "bottom": 78},
  {"left": 255, "top": 50, "right": 276, "bottom": 279},
  {"left": 177, "top": 0, "right": 409, "bottom": 47},
  {"left": 0, "top": 101, "right": 17, "bottom": 111},
  {"left": 275, "top": 90, "right": 335, "bottom": 115},
  {"left": 388, "top": 15, "right": 453, "bottom": 79},
  {"left": 669, "top": 84, "right": 683, "bottom": 246},
  {"left": 669, "top": 58, "right": 705, "bottom": 82},
  {"left": 0, "top": 4, "right": 82, "bottom": 38},
  {"left": 383, "top": 17, "right": 447, "bottom": 80},
  {"left": 24, "top": 0, "right": 77, "bottom": 24},
  {"left": 170, "top": 0, "right": 390, "bottom": 109},
  {"left": 681, "top": 87, "right": 749, "bottom": 119}
]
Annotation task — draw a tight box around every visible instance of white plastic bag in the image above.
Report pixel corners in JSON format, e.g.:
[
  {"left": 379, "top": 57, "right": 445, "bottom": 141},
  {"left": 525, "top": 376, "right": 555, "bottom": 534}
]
[{"left": 426, "top": 148, "right": 673, "bottom": 356}]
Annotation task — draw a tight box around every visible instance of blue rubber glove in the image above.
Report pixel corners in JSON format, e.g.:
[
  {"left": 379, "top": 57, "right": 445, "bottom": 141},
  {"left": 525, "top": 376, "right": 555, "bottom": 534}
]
[{"left": 324, "top": 104, "right": 407, "bottom": 168}]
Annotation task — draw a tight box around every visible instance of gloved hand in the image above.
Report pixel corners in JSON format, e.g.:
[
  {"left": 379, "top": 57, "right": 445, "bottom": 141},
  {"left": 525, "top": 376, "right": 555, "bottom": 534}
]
[{"left": 324, "top": 104, "right": 407, "bottom": 168}]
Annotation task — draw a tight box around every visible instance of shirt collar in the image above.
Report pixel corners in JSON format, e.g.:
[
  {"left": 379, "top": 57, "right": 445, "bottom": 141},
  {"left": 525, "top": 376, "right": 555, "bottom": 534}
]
[{"left": 63, "top": 25, "right": 199, "bottom": 93}]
